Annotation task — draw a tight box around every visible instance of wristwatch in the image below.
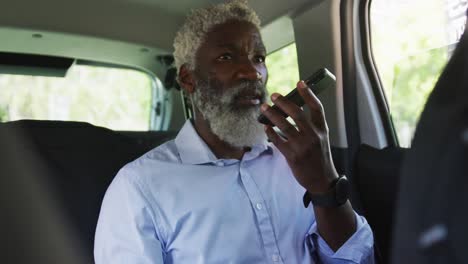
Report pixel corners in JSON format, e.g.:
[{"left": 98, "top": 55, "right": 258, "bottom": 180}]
[{"left": 303, "top": 176, "right": 350, "bottom": 208}]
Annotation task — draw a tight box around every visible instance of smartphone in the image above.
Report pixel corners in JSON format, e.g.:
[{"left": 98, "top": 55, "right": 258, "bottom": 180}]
[{"left": 257, "top": 68, "right": 336, "bottom": 126}]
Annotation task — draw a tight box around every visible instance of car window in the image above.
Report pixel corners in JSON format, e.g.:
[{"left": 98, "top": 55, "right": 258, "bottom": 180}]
[
  {"left": 370, "top": 0, "right": 467, "bottom": 147},
  {"left": 0, "top": 64, "right": 157, "bottom": 131},
  {"left": 265, "top": 43, "right": 300, "bottom": 126},
  {"left": 266, "top": 43, "right": 300, "bottom": 97}
]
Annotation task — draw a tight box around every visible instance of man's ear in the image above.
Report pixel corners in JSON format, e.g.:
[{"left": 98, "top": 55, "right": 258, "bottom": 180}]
[{"left": 178, "top": 64, "right": 195, "bottom": 94}]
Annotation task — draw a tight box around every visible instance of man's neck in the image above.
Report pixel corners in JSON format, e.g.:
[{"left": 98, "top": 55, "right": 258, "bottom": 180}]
[{"left": 192, "top": 112, "right": 248, "bottom": 160}]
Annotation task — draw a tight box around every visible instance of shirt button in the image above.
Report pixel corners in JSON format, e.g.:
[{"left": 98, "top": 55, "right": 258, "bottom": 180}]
[
  {"left": 272, "top": 254, "right": 280, "bottom": 262},
  {"left": 256, "top": 203, "right": 263, "bottom": 210}
]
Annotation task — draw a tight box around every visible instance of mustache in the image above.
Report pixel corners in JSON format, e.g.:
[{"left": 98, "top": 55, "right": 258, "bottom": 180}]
[{"left": 221, "top": 80, "right": 267, "bottom": 103}]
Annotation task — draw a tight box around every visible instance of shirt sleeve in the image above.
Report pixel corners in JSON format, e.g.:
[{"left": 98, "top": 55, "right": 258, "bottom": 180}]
[
  {"left": 307, "top": 212, "right": 375, "bottom": 264},
  {"left": 94, "top": 168, "right": 165, "bottom": 264}
]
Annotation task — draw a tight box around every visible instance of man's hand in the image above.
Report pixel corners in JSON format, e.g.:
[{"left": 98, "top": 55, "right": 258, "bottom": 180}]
[
  {"left": 260, "top": 80, "right": 356, "bottom": 251},
  {"left": 260, "top": 80, "right": 338, "bottom": 194}
]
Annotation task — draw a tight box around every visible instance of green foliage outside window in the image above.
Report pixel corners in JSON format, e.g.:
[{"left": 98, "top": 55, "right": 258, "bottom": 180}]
[
  {"left": 0, "top": 105, "right": 7, "bottom": 122},
  {"left": 0, "top": 65, "right": 152, "bottom": 130},
  {"left": 266, "top": 43, "right": 300, "bottom": 97},
  {"left": 390, "top": 45, "right": 448, "bottom": 144},
  {"left": 371, "top": 0, "right": 460, "bottom": 147}
]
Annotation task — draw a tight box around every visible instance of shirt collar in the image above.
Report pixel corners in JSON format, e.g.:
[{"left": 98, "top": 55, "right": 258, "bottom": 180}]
[
  {"left": 175, "top": 120, "right": 218, "bottom": 165},
  {"left": 174, "top": 119, "right": 272, "bottom": 165}
]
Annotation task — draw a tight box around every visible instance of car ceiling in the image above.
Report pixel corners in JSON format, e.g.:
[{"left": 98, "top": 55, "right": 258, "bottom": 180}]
[{"left": 0, "top": 0, "right": 321, "bottom": 77}]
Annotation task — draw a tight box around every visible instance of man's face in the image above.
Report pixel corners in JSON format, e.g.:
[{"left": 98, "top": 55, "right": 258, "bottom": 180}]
[
  {"left": 194, "top": 19, "right": 268, "bottom": 106},
  {"left": 191, "top": 19, "right": 269, "bottom": 148}
]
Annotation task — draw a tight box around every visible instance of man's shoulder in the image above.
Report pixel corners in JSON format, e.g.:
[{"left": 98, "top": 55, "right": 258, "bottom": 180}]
[
  {"left": 116, "top": 139, "right": 181, "bottom": 182},
  {"left": 140, "top": 139, "right": 182, "bottom": 164}
]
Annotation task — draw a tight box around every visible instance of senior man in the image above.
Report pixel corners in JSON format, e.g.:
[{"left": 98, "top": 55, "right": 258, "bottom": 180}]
[{"left": 94, "top": 0, "right": 375, "bottom": 263}]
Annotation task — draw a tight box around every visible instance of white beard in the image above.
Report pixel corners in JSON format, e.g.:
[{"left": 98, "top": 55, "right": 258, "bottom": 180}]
[{"left": 192, "top": 79, "right": 268, "bottom": 148}]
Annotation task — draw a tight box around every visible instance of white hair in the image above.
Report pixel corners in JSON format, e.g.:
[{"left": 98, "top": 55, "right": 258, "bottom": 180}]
[{"left": 173, "top": 0, "right": 261, "bottom": 74}]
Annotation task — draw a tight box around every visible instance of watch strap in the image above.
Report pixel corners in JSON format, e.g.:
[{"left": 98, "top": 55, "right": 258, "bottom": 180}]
[{"left": 303, "top": 176, "right": 350, "bottom": 208}]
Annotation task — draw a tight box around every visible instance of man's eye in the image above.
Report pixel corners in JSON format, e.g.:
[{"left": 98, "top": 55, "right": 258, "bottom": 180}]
[
  {"left": 254, "top": 55, "right": 266, "bottom": 63},
  {"left": 217, "top": 53, "right": 233, "bottom": 61}
]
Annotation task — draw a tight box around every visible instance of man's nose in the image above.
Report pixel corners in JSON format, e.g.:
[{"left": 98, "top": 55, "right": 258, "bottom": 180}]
[{"left": 235, "top": 59, "right": 262, "bottom": 81}]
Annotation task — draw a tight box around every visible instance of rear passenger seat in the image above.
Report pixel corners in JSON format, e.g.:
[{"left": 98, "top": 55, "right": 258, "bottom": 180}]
[{"left": 0, "top": 120, "right": 177, "bottom": 260}]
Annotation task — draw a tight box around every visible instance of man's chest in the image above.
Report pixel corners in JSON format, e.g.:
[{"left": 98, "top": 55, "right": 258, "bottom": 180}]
[{"left": 143, "top": 158, "right": 314, "bottom": 263}]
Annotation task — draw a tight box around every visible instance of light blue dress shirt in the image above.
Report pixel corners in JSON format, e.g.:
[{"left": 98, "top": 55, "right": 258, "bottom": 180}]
[{"left": 95, "top": 120, "right": 375, "bottom": 264}]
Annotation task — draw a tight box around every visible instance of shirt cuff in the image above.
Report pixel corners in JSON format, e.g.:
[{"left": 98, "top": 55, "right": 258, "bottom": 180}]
[{"left": 307, "top": 212, "right": 375, "bottom": 263}]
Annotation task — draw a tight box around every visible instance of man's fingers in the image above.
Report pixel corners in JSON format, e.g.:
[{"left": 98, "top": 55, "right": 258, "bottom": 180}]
[
  {"left": 261, "top": 104, "right": 300, "bottom": 138},
  {"left": 269, "top": 93, "right": 312, "bottom": 134},
  {"left": 264, "top": 125, "right": 289, "bottom": 154},
  {"left": 297, "top": 81, "right": 327, "bottom": 128},
  {"left": 297, "top": 80, "right": 321, "bottom": 109}
]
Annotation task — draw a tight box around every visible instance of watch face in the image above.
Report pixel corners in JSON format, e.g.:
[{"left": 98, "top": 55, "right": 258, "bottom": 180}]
[{"left": 335, "top": 177, "right": 350, "bottom": 205}]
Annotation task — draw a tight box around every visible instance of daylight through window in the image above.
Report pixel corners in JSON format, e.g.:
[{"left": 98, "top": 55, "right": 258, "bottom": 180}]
[
  {"left": 0, "top": 64, "right": 154, "bottom": 131},
  {"left": 371, "top": 0, "right": 467, "bottom": 147}
]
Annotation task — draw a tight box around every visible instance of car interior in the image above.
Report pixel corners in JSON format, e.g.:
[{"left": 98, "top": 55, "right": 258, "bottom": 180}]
[{"left": 0, "top": 0, "right": 466, "bottom": 263}]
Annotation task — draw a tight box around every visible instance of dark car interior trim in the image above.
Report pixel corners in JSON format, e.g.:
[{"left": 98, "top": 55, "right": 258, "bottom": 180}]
[{"left": 0, "top": 52, "right": 74, "bottom": 77}]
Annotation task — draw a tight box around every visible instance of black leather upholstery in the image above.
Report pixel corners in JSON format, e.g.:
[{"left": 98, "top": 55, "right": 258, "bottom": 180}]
[
  {"left": 0, "top": 120, "right": 177, "bottom": 261},
  {"left": 356, "top": 145, "right": 407, "bottom": 263}
]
